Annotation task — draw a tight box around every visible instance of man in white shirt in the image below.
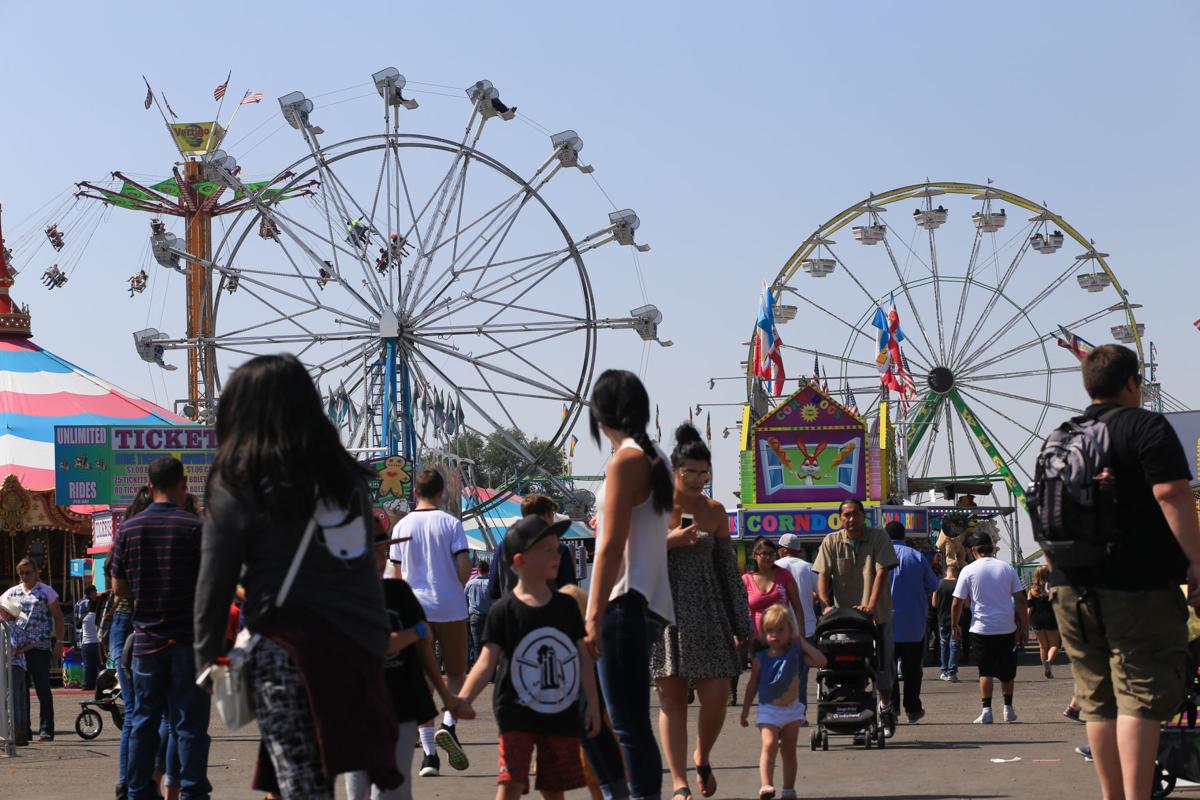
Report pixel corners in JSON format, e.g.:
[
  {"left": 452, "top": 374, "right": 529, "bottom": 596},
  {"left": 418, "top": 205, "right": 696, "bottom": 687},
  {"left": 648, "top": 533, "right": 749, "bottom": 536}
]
[
  {"left": 951, "top": 534, "right": 1029, "bottom": 725},
  {"left": 391, "top": 468, "right": 472, "bottom": 777}
]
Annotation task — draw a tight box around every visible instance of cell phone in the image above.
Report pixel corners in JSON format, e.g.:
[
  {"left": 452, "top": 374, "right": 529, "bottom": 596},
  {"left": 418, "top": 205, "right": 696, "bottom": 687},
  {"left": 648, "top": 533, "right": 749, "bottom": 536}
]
[{"left": 681, "top": 515, "right": 694, "bottom": 528}]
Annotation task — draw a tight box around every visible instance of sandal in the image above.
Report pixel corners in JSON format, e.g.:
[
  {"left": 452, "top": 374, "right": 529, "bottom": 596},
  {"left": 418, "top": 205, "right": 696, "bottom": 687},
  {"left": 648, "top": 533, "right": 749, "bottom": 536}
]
[
  {"left": 672, "top": 788, "right": 693, "bottom": 799},
  {"left": 696, "top": 763, "right": 717, "bottom": 798},
  {"left": 759, "top": 786, "right": 776, "bottom": 800}
]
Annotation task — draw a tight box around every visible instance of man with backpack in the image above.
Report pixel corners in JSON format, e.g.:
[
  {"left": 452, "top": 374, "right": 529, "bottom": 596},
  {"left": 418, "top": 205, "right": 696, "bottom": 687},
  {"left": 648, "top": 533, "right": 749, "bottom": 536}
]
[{"left": 1031, "top": 344, "right": 1200, "bottom": 800}]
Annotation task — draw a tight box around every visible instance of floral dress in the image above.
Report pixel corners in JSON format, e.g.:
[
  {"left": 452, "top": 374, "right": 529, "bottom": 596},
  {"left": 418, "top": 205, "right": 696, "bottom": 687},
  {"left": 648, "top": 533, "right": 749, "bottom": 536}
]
[{"left": 651, "top": 532, "right": 752, "bottom": 680}]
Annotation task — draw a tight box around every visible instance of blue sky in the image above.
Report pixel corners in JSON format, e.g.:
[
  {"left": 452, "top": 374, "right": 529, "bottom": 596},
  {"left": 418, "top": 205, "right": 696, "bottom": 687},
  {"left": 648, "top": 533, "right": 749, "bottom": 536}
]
[{"left": 1, "top": 1, "right": 1197, "bottom": 525}]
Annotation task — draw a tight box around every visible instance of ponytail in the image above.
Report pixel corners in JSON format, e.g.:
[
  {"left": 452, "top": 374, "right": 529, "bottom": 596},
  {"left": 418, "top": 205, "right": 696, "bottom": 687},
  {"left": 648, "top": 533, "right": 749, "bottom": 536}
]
[
  {"left": 632, "top": 430, "right": 674, "bottom": 514},
  {"left": 589, "top": 369, "right": 673, "bottom": 514}
]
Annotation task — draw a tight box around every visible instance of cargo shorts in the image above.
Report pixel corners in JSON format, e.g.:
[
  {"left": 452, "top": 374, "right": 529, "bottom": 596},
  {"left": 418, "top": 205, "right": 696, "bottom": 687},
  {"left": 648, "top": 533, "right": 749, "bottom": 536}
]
[{"left": 1053, "top": 585, "right": 1189, "bottom": 722}]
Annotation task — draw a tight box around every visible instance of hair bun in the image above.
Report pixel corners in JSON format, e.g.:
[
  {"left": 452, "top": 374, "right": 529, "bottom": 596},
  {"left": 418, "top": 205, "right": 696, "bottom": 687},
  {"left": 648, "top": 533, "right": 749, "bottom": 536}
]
[{"left": 674, "top": 423, "right": 701, "bottom": 445}]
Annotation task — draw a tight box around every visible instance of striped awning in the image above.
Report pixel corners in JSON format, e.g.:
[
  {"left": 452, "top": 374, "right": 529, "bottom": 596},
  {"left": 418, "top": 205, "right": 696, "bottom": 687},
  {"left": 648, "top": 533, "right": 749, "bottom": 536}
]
[{"left": 0, "top": 336, "right": 186, "bottom": 490}]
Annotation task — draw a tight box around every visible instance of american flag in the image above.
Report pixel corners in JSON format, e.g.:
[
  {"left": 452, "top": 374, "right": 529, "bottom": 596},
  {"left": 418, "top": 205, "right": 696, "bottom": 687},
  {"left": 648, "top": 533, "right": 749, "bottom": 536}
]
[
  {"left": 213, "top": 73, "right": 230, "bottom": 101},
  {"left": 241, "top": 90, "right": 263, "bottom": 105},
  {"left": 844, "top": 383, "right": 859, "bottom": 416},
  {"left": 143, "top": 82, "right": 153, "bottom": 110}
]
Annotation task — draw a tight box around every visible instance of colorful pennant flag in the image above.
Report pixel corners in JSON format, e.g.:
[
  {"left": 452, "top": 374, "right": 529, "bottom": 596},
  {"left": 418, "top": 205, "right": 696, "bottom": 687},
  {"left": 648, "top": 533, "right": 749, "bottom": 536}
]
[
  {"left": 569, "top": 434, "right": 579, "bottom": 458},
  {"left": 705, "top": 412, "right": 712, "bottom": 445},
  {"left": 872, "top": 292, "right": 917, "bottom": 413},
  {"left": 753, "top": 284, "right": 786, "bottom": 395},
  {"left": 1054, "top": 324, "right": 1095, "bottom": 362}
]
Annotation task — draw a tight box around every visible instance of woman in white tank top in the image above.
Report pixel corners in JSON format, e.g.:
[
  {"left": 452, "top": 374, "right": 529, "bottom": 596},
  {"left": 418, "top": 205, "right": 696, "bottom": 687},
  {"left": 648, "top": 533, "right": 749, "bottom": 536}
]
[{"left": 585, "top": 370, "right": 674, "bottom": 800}]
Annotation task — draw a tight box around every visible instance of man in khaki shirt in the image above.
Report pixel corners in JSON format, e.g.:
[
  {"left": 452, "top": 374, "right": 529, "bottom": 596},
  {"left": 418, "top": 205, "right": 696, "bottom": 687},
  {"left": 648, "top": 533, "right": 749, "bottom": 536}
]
[{"left": 813, "top": 498, "right": 899, "bottom": 734}]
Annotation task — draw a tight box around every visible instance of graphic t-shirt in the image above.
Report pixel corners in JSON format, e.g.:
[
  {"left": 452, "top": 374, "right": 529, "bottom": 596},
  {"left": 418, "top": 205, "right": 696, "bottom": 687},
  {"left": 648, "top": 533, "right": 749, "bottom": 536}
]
[
  {"left": 756, "top": 642, "right": 803, "bottom": 708},
  {"left": 391, "top": 509, "right": 470, "bottom": 622},
  {"left": 484, "top": 591, "right": 586, "bottom": 735},
  {"left": 1, "top": 582, "right": 59, "bottom": 649},
  {"left": 381, "top": 579, "right": 437, "bottom": 725}
]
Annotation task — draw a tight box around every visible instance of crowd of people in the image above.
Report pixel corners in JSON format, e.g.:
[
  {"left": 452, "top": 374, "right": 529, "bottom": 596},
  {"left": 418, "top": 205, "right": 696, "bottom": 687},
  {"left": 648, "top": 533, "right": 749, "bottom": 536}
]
[{"left": 0, "top": 343, "right": 1197, "bottom": 800}]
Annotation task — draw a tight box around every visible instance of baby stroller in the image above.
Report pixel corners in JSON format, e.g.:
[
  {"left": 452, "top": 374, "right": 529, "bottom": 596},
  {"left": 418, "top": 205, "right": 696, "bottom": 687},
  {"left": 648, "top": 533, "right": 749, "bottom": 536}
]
[
  {"left": 1152, "top": 640, "right": 1200, "bottom": 797},
  {"left": 810, "top": 607, "right": 885, "bottom": 750},
  {"left": 75, "top": 667, "right": 123, "bottom": 740}
]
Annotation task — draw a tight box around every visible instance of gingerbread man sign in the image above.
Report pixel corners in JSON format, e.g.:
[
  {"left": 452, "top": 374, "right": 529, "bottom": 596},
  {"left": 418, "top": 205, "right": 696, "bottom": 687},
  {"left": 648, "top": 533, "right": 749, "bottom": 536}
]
[{"left": 376, "top": 455, "right": 412, "bottom": 499}]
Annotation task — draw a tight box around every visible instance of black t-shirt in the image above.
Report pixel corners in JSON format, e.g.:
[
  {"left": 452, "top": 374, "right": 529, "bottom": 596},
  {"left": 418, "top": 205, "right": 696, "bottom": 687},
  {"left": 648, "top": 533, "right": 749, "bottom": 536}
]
[
  {"left": 1080, "top": 403, "right": 1193, "bottom": 590},
  {"left": 382, "top": 579, "right": 437, "bottom": 724},
  {"left": 484, "top": 591, "right": 586, "bottom": 735},
  {"left": 934, "top": 579, "right": 957, "bottom": 626}
]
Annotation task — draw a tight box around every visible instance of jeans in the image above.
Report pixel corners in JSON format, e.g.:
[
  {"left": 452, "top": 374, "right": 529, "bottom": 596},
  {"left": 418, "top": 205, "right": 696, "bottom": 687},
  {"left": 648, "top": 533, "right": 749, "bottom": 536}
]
[
  {"left": 128, "top": 644, "right": 212, "bottom": 800},
  {"left": 894, "top": 640, "right": 926, "bottom": 715},
  {"left": 467, "top": 613, "right": 487, "bottom": 667},
  {"left": 110, "top": 611, "right": 134, "bottom": 787},
  {"left": 580, "top": 668, "right": 631, "bottom": 800},
  {"left": 597, "top": 591, "right": 661, "bottom": 800},
  {"left": 24, "top": 647, "right": 53, "bottom": 738},
  {"left": 10, "top": 664, "right": 27, "bottom": 741},
  {"left": 82, "top": 642, "right": 101, "bottom": 691},
  {"left": 345, "top": 720, "right": 418, "bottom": 800},
  {"left": 938, "top": 623, "right": 960, "bottom": 675}
]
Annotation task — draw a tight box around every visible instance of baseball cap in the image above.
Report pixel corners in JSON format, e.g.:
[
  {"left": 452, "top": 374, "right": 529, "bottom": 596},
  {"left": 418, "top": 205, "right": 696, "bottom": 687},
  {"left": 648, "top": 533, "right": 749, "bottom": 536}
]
[
  {"left": 504, "top": 514, "right": 572, "bottom": 565},
  {"left": 778, "top": 533, "right": 804, "bottom": 552},
  {"left": 965, "top": 532, "right": 993, "bottom": 550}
]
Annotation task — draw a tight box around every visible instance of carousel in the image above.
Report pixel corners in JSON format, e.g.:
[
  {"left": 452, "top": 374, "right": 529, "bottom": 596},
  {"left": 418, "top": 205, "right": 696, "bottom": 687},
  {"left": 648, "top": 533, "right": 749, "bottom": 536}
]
[{"left": 0, "top": 204, "right": 184, "bottom": 599}]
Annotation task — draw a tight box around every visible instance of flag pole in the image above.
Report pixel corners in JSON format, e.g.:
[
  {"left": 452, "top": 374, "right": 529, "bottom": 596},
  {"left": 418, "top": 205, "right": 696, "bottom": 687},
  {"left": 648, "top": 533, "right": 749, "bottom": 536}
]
[
  {"left": 221, "top": 89, "right": 251, "bottom": 141},
  {"left": 143, "top": 76, "right": 188, "bottom": 161}
]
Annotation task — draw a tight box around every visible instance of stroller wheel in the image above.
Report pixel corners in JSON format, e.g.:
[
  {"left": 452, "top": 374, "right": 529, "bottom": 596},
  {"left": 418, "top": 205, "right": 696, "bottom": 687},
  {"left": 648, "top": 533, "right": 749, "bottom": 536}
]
[
  {"left": 75, "top": 709, "right": 103, "bottom": 740},
  {"left": 1152, "top": 762, "right": 1176, "bottom": 798},
  {"left": 810, "top": 731, "right": 819, "bottom": 751},
  {"left": 875, "top": 727, "right": 887, "bottom": 749},
  {"left": 821, "top": 733, "right": 828, "bottom": 751}
]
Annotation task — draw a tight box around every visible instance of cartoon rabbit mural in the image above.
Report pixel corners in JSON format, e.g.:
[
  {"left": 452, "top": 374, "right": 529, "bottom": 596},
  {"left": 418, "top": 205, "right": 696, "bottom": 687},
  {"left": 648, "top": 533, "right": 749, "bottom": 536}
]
[{"left": 795, "top": 437, "right": 828, "bottom": 485}]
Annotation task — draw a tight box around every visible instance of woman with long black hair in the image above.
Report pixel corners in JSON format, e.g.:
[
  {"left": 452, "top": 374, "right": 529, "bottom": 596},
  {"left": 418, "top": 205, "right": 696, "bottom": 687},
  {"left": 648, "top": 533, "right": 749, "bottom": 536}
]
[
  {"left": 585, "top": 369, "right": 674, "bottom": 800},
  {"left": 194, "top": 354, "right": 400, "bottom": 799}
]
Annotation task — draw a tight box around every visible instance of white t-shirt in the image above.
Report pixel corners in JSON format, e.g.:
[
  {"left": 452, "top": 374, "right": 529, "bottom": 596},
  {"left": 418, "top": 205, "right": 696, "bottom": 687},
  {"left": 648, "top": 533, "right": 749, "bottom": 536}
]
[
  {"left": 80, "top": 612, "right": 99, "bottom": 645},
  {"left": 952, "top": 557, "right": 1024, "bottom": 635},
  {"left": 775, "top": 555, "right": 817, "bottom": 638},
  {"left": 390, "top": 508, "right": 470, "bottom": 622}
]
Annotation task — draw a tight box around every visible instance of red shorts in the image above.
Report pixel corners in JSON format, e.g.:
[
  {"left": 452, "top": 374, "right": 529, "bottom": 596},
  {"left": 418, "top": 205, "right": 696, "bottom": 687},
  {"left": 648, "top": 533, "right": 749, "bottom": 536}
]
[{"left": 497, "top": 731, "right": 585, "bottom": 794}]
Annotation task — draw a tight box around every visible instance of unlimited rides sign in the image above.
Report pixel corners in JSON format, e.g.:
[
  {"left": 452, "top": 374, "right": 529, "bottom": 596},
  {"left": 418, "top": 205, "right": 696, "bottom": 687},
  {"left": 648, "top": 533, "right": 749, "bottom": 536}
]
[{"left": 54, "top": 425, "right": 217, "bottom": 506}]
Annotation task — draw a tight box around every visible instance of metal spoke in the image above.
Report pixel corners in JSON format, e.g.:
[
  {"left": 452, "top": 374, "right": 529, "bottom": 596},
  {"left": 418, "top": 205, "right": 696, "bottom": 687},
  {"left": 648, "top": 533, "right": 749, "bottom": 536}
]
[
  {"left": 876, "top": 237, "right": 941, "bottom": 368},
  {"left": 968, "top": 366, "right": 1080, "bottom": 382},
  {"left": 956, "top": 386, "right": 1047, "bottom": 441},
  {"left": 962, "top": 305, "right": 1127, "bottom": 377},
  {"left": 958, "top": 257, "right": 1081, "bottom": 371},
  {"left": 943, "top": 397, "right": 957, "bottom": 481},
  {"left": 406, "top": 332, "right": 579, "bottom": 402},
  {"left": 958, "top": 382, "right": 1080, "bottom": 415},
  {"left": 949, "top": 222, "right": 1037, "bottom": 367},
  {"left": 927, "top": 226, "right": 947, "bottom": 362},
  {"left": 946, "top": 230, "right": 983, "bottom": 362}
]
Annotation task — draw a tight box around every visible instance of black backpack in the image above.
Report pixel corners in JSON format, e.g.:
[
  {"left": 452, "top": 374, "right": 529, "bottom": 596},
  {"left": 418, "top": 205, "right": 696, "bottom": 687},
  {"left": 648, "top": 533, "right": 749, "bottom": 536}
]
[{"left": 1027, "top": 407, "right": 1128, "bottom": 570}]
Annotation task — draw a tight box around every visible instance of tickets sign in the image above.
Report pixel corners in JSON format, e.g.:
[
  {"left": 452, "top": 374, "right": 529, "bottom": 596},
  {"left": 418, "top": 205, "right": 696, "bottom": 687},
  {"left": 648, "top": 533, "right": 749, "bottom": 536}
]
[{"left": 55, "top": 425, "right": 216, "bottom": 506}]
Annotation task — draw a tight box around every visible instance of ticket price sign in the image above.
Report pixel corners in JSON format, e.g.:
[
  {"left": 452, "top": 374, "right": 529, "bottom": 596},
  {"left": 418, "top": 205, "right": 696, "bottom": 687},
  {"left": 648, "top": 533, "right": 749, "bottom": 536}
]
[{"left": 55, "top": 425, "right": 216, "bottom": 506}]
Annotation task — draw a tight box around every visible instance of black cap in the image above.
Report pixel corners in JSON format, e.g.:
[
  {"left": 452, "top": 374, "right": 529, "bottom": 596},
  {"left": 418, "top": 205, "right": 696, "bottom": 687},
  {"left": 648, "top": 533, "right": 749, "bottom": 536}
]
[
  {"left": 965, "top": 532, "right": 992, "bottom": 550},
  {"left": 504, "top": 514, "right": 572, "bottom": 565}
]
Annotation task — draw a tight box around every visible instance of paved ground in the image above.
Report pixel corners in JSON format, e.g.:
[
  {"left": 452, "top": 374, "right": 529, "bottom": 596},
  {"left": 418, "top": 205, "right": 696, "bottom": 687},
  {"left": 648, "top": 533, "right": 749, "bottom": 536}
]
[{"left": 2, "top": 653, "right": 1196, "bottom": 799}]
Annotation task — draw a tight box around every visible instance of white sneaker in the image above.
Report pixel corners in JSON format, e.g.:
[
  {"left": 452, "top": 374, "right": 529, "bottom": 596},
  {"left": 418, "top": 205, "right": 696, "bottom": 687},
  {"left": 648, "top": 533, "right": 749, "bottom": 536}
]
[
  {"left": 938, "top": 672, "right": 949, "bottom": 681},
  {"left": 1003, "top": 705, "right": 1018, "bottom": 722},
  {"left": 973, "top": 708, "right": 993, "bottom": 724}
]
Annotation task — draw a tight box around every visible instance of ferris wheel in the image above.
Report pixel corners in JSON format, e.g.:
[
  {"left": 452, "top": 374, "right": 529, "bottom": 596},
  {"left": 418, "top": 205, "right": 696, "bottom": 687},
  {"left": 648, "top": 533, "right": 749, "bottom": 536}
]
[
  {"left": 143, "top": 69, "right": 667, "bottom": 517},
  {"left": 749, "top": 180, "right": 1142, "bottom": 511}
]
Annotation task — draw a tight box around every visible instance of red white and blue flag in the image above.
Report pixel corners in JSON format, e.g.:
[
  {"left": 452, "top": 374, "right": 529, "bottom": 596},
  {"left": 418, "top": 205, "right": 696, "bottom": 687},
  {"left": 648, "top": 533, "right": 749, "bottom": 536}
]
[
  {"left": 872, "top": 293, "right": 916, "bottom": 409},
  {"left": 1055, "top": 325, "right": 1095, "bottom": 362},
  {"left": 754, "top": 286, "right": 786, "bottom": 395}
]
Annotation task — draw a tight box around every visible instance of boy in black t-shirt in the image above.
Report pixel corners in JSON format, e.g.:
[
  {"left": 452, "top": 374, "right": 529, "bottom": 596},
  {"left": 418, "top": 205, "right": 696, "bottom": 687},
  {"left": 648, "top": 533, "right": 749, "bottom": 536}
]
[
  {"left": 933, "top": 566, "right": 960, "bottom": 682},
  {"left": 458, "top": 515, "right": 600, "bottom": 800},
  {"left": 345, "top": 514, "right": 467, "bottom": 797}
]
